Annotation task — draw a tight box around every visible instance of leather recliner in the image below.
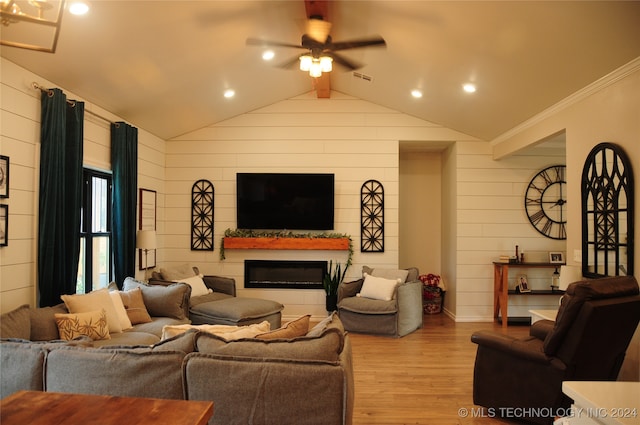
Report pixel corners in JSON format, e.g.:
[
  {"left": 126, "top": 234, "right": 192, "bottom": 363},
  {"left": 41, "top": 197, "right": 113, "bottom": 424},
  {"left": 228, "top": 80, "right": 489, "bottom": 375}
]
[{"left": 471, "top": 275, "right": 640, "bottom": 425}]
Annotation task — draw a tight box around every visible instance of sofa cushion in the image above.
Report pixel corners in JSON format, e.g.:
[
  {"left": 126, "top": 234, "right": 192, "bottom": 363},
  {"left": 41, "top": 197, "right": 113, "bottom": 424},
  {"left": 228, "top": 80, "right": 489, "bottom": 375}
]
[
  {"left": 159, "top": 263, "right": 197, "bottom": 280},
  {"left": 189, "top": 291, "right": 233, "bottom": 307},
  {"left": 362, "top": 265, "right": 410, "bottom": 283},
  {"left": 195, "top": 326, "right": 345, "bottom": 362},
  {"left": 100, "top": 329, "right": 198, "bottom": 353},
  {"left": 130, "top": 316, "right": 190, "bottom": 339},
  {"left": 55, "top": 309, "right": 111, "bottom": 341},
  {"left": 162, "top": 321, "right": 271, "bottom": 341},
  {"left": 30, "top": 304, "right": 68, "bottom": 341},
  {"left": 123, "top": 277, "right": 190, "bottom": 320},
  {"left": 44, "top": 346, "right": 186, "bottom": 399},
  {"left": 0, "top": 304, "right": 31, "bottom": 340},
  {"left": 189, "top": 297, "right": 283, "bottom": 322},
  {"left": 90, "top": 331, "right": 160, "bottom": 348},
  {"left": 359, "top": 273, "right": 401, "bottom": 301},
  {"left": 0, "top": 338, "right": 92, "bottom": 399},
  {"left": 61, "top": 288, "right": 123, "bottom": 333},
  {"left": 256, "top": 315, "right": 310, "bottom": 340},
  {"left": 338, "top": 296, "right": 398, "bottom": 314},
  {"left": 118, "top": 287, "right": 152, "bottom": 324}
]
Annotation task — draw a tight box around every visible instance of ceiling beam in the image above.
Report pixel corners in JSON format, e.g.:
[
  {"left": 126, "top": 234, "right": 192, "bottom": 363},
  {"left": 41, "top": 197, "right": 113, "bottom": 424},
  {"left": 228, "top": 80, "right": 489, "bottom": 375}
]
[{"left": 304, "top": 0, "right": 331, "bottom": 98}]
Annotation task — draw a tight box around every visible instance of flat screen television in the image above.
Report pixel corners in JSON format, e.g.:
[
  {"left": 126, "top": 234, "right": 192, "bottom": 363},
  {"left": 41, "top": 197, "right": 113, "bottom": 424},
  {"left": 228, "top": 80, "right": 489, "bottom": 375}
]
[{"left": 236, "top": 173, "right": 334, "bottom": 230}]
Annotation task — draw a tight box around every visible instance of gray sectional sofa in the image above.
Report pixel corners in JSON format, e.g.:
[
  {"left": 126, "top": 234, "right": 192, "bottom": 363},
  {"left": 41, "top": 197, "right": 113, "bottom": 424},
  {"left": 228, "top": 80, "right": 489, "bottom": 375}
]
[{"left": 0, "top": 280, "right": 354, "bottom": 425}]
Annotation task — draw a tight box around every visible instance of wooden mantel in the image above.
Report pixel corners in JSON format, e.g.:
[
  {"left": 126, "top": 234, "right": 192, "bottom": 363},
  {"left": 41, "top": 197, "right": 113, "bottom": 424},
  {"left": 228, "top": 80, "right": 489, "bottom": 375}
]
[{"left": 223, "top": 237, "right": 350, "bottom": 251}]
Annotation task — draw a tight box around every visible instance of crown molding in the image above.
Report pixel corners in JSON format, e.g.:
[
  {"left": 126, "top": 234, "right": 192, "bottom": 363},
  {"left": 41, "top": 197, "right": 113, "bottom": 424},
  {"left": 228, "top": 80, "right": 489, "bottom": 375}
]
[{"left": 491, "top": 56, "right": 640, "bottom": 146}]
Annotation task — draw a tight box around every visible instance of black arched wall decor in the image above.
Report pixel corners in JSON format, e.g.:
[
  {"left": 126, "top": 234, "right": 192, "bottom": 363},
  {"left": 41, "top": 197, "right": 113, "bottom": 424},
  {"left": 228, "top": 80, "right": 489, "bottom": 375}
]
[
  {"left": 581, "top": 142, "right": 634, "bottom": 278},
  {"left": 191, "top": 179, "right": 214, "bottom": 251},
  {"left": 361, "top": 179, "right": 384, "bottom": 252}
]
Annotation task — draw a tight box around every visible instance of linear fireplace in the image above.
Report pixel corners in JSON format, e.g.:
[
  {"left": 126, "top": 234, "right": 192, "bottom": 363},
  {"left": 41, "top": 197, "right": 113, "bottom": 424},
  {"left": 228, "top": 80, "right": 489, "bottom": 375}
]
[{"left": 245, "top": 260, "right": 327, "bottom": 289}]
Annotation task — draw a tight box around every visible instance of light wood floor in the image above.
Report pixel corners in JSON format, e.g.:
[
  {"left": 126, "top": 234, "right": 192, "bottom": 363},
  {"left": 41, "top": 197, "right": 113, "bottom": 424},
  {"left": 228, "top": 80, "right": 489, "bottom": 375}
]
[{"left": 348, "top": 313, "right": 530, "bottom": 425}]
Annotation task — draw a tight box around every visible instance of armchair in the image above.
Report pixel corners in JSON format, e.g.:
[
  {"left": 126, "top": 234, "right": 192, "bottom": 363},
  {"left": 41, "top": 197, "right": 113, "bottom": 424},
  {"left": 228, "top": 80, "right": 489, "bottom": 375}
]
[
  {"left": 337, "top": 266, "right": 423, "bottom": 337},
  {"left": 471, "top": 276, "right": 640, "bottom": 425}
]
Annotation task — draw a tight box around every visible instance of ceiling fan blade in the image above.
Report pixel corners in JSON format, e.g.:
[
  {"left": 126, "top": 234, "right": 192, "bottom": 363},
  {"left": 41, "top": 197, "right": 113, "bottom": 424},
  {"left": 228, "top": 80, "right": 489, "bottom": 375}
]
[
  {"left": 329, "top": 36, "right": 386, "bottom": 51},
  {"left": 306, "top": 18, "right": 332, "bottom": 43},
  {"left": 276, "top": 55, "right": 303, "bottom": 70},
  {"left": 246, "top": 38, "right": 306, "bottom": 49},
  {"left": 327, "top": 52, "right": 362, "bottom": 71}
]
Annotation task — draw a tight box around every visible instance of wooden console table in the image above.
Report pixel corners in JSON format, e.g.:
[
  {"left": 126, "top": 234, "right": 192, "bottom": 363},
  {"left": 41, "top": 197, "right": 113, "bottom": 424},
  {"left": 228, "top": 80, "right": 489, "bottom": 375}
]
[
  {"left": 493, "top": 262, "right": 564, "bottom": 328},
  {"left": 0, "top": 391, "right": 214, "bottom": 425}
]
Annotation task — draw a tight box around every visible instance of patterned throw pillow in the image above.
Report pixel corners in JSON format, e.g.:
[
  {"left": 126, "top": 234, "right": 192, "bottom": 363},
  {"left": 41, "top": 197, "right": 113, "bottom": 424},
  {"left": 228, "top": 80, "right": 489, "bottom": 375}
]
[{"left": 55, "top": 309, "right": 110, "bottom": 341}]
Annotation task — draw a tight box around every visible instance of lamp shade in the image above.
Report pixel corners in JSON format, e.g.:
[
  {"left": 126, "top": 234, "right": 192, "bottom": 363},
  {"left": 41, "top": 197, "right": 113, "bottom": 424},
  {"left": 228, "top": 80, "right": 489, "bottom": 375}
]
[
  {"left": 558, "top": 265, "right": 583, "bottom": 291},
  {"left": 136, "top": 230, "right": 157, "bottom": 250}
]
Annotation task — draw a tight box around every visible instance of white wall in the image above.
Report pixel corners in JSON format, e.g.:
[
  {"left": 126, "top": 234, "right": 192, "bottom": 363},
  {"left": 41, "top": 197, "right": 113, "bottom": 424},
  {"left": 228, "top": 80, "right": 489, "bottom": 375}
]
[
  {"left": 164, "top": 92, "right": 475, "bottom": 320},
  {"left": 0, "top": 58, "right": 165, "bottom": 312},
  {"left": 492, "top": 60, "right": 640, "bottom": 380}
]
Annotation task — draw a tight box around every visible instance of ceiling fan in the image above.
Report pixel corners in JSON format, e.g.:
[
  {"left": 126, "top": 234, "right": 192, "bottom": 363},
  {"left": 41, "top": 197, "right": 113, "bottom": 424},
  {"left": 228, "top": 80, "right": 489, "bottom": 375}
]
[{"left": 247, "top": 15, "right": 386, "bottom": 78}]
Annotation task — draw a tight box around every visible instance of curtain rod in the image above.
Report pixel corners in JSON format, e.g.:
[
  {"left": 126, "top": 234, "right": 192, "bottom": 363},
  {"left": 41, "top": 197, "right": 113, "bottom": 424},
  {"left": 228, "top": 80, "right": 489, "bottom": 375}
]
[{"left": 32, "top": 82, "right": 119, "bottom": 126}]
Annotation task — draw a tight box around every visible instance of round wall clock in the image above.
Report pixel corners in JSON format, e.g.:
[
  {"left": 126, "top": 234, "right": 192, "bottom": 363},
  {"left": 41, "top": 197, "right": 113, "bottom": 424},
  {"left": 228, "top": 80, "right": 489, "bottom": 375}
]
[{"left": 524, "top": 165, "right": 567, "bottom": 240}]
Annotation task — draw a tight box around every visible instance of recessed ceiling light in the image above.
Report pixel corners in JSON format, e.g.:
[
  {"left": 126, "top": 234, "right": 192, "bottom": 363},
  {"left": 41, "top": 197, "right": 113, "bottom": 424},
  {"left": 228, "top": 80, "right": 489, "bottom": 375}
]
[
  {"left": 411, "top": 89, "right": 423, "bottom": 98},
  {"left": 262, "top": 50, "right": 275, "bottom": 61},
  {"left": 463, "top": 83, "right": 477, "bottom": 93},
  {"left": 223, "top": 89, "right": 235, "bottom": 98},
  {"left": 68, "top": 1, "right": 90, "bottom": 15}
]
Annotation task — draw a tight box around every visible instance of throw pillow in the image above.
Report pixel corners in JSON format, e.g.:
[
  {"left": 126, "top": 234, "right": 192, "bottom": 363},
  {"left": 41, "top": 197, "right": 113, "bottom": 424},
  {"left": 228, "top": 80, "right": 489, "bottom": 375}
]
[
  {"left": 0, "top": 304, "right": 31, "bottom": 340},
  {"left": 122, "top": 277, "right": 190, "bottom": 320},
  {"left": 256, "top": 315, "right": 310, "bottom": 340},
  {"left": 61, "top": 288, "right": 123, "bottom": 333},
  {"left": 174, "top": 274, "right": 211, "bottom": 298},
  {"left": 109, "top": 291, "right": 133, "bottom": 330},
  {"left": 161, "top": 321, "right": 271, "bottom": 341},
  {"left": 55, "top": 309, "right": 110, "bottom": 341},
  {"left": 160, "top": 264, "right": 197, "bottom": 281},
  {"left": 118, "top": 287, "right": 152, "bottom": 325},
  {"left": 362, "top": 265, "right": 410, "bottom": 283},
  {"left": 358, "top": 273, "right": 401, "bottom": 301}
]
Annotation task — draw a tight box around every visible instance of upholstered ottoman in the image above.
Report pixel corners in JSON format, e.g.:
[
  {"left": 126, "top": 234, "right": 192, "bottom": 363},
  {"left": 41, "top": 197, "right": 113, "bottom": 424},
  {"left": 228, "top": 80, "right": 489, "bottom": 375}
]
[{"left": 189, "top": 297, "right": 283, "bottom": 329}]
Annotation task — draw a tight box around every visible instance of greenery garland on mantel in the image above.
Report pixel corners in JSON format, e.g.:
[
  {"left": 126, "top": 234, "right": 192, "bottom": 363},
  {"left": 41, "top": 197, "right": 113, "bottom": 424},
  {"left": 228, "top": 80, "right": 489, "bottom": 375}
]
[{"left": 220, "top": 228, "right": 354, "bottom": 265}]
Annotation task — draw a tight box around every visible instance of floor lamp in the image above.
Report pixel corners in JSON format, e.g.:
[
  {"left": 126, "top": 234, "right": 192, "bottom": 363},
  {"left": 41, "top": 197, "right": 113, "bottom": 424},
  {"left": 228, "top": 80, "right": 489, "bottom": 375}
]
[{"left": 136, "top": 230, "right": 157, "bottom": 281}]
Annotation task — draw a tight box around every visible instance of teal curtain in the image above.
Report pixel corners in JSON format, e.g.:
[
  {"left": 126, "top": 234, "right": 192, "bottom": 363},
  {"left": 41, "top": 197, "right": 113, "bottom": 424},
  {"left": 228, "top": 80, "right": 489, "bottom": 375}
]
[
  {"left": 38, "top": 89, "right": 84, "bottom": 306},
  {"left": 111, "top": 122, "right": 138, "bottom": 288}
]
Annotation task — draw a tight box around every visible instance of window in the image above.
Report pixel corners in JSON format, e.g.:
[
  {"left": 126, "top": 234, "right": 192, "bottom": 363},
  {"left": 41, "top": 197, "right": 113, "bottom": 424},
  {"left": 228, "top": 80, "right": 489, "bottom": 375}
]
[{"left": 77, "top": 168, "right": 112, "bottom": 294}]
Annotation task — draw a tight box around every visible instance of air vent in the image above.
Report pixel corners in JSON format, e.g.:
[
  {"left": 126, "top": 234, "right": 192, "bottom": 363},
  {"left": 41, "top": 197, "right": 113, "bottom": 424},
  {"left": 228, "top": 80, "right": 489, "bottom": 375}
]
[{"left": 352, "top": 72, "right": 373, "bottom": 82}]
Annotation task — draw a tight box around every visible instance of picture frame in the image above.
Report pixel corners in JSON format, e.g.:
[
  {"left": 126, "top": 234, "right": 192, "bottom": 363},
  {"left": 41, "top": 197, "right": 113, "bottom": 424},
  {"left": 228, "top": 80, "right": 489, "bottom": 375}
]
[
  {"left": 549, "top": 251, "right": 564, "bottom": 264},
  {"left": 516, "top": 274, "right": 531, "bottom": 293},
  {"left": 0, "top": 155, "right": 9, "bottom": 198},
  {"left": 138, "top": 188, "right": 157, "bottom": 270},
  {"left": 0, "top": 204, "right": 7, "bottom": 247}
]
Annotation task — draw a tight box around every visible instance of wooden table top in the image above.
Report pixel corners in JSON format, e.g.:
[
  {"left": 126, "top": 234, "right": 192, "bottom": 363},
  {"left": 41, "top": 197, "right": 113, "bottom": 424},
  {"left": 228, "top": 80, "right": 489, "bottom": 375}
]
[{"left": 1, "top": 391, "right": 214, "bottom": 425}]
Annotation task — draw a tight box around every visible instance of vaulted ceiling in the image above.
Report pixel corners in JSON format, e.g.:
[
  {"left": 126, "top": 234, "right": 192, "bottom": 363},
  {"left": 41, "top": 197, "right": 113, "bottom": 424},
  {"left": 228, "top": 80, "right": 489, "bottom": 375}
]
[{"left": 2, "top": 1, "right": 639, "bottom": 141}]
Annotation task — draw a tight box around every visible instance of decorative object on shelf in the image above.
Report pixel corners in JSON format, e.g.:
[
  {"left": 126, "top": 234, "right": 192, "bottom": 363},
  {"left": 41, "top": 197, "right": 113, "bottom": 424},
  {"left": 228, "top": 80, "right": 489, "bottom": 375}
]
[
  {"left": 420, "top": 274, "right": 443, "bottom": 314},
  {"left": 524, "top": 165, "right": 567, "bottom": 240},
  {"left": 219, "top": 229, "right": 354, "bottom": 263},
  {"left": 138, "top": 188, "right": 156, "bottom": 269},
  {"left": 191, "top": 179, "right": 214, "bottom": 251},
  {"left": 581, "top": 142, "right": 634, "bottom": 278},
  {"left": 323, "top": 260, "right": 349, "bottom": 312},
  {"left": 516, "top": 274, "right": 531, "bottom": 293},
  {"left": 0, "top": 155, "right": 8, "bottom": 198},
  {"left": 361, "top": 179, "right": 384, "bottom": 252},
  {"left": 549, "top": 251, "right": 564, "bottom": 264},
  {"left": 551, "top": 267, "right": 560, "bottom": 290},
  {"left": 0, "top": 204, "right": 7, "bottom": 247}
]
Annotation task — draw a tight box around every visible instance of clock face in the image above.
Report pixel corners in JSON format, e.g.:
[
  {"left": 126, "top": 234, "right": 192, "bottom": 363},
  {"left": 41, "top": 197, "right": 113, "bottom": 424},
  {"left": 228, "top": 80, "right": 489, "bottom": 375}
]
[{"left": 525, "top": 165, "right": 567, "bottom": 240}]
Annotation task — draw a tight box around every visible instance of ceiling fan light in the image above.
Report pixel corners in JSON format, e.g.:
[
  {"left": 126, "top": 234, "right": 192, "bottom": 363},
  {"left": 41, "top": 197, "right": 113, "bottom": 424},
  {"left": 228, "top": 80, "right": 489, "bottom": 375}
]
[
  {"left": 320, "top": 56, "right": 333, "bottom": 72},
  {"left": 299, "top": 55, "right": 312, "bottom": 71},
  {"left": 309, "top": 60, "right": 323, "bottom": 78}
]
